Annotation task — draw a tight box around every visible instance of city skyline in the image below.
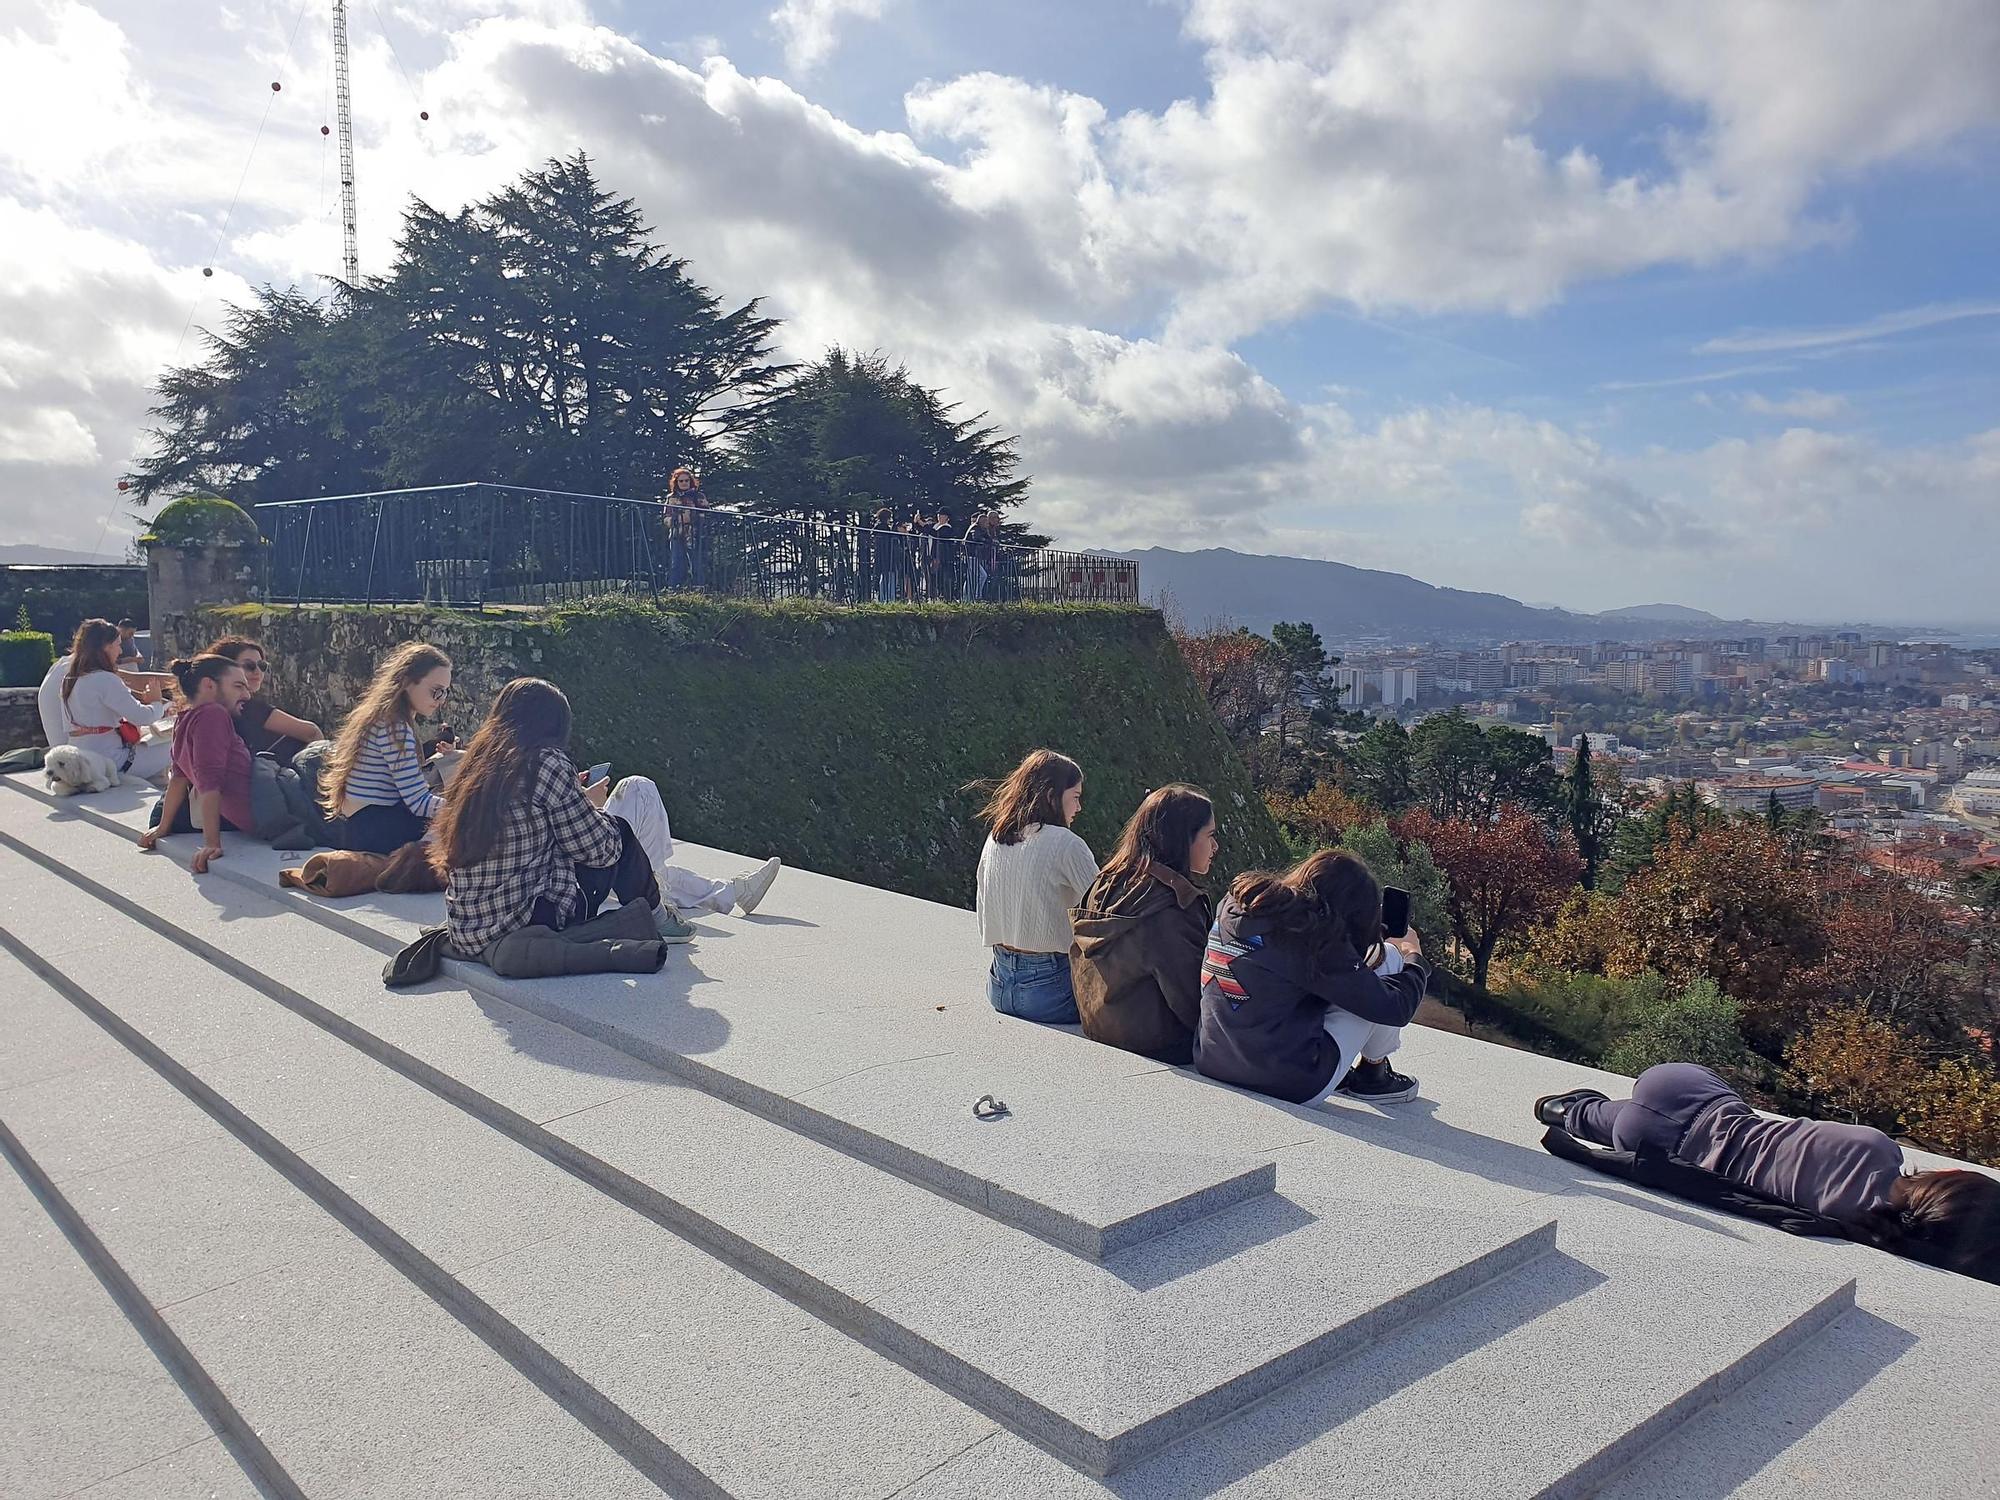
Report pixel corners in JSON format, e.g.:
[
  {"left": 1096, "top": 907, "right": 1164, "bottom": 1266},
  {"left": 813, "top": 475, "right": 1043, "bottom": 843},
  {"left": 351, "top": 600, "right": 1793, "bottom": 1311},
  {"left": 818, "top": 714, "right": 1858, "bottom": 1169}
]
[{"left": 1, "top": 1, "right": 1996, "bottom": 620}]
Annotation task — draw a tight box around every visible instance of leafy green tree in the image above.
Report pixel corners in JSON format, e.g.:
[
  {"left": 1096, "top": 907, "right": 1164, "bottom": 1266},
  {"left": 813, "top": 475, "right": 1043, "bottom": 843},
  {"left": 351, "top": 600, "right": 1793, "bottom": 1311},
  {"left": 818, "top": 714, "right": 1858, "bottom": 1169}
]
[
  {"left": 1405, "top": 711, "right": 1562, "bottom": 825},
  {"left": 722, "top": 347, "right": 1030, "bottom": 529},
  {"left": 126, "top": 286, "right": 384, "bottom": 506},
  {"left": 1341, "top": 718, "right": 1413, "bottom": 813},
  {"left": 371, "top": 154, "right": 789, "bottom": 496},
  {"left": 130, "top": 155, "right": 792, "bottom": 507},
  {"left": 1600, "top": 781, "right": 1721, "bottom": 894}
]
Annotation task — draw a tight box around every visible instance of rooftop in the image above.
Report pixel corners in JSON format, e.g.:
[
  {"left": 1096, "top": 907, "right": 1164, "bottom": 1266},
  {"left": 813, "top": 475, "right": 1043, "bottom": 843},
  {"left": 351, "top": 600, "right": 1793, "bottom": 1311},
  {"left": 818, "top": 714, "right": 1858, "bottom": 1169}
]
[{"left": 3, "top": 773, "right": 1997, "bottom": 1498}]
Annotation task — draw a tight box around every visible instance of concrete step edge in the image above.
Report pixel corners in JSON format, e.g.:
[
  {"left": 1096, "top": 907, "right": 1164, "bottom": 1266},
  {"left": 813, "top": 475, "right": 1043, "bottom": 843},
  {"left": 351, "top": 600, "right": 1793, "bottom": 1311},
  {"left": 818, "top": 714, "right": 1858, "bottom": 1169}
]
[
  {"left": 1, "top": 779, "right": 1272, "bottom": 1261},
  {"left": 0, "top": 920, "right": 727, "bottom": 1500},
  {"left": 0, "top": 1114, "right": 307, "bottom": 1500},
  {"left": 2, "top": 815, "right": 1554, "bottom": 1477}
]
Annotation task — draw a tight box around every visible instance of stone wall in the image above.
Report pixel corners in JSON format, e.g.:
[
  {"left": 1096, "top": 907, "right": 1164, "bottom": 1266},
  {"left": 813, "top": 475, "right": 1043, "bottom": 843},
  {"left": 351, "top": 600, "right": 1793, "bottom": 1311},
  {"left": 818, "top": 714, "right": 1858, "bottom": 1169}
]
[
  {"left": 187, "top": 597, "right": 1288, "bottom": 906},
  {"left": 0, "top": 687, "right": 42, "bottom": 750}
]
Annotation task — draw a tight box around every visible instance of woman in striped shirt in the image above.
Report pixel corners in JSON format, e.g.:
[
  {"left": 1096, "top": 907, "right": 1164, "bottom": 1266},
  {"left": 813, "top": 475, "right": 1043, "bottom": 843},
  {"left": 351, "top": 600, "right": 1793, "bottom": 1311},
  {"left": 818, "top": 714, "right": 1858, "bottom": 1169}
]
[{"left": 319, "top": 642, "right": 453, "bottom": 854}]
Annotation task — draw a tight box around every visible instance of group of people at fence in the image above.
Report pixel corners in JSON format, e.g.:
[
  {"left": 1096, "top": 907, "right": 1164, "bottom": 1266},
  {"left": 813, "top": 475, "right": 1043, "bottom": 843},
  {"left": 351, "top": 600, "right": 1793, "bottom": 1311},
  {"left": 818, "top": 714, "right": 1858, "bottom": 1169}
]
[
  {"left": 969, "top": 746, "right": 2000, "bottom": 1286},
  {"left": 658, "top": 467, "right": 1012, "bottom": 603},
  {"left": 23, "top": 618, "right": 1998, "bottom": 1286}
]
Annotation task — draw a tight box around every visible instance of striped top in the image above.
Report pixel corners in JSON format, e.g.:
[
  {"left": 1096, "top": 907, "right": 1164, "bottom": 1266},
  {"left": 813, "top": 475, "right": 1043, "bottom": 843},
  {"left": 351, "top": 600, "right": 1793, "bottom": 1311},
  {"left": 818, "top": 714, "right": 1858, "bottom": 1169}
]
[{"left": 342, "top": 721, "right": 441, "bottom": 818}]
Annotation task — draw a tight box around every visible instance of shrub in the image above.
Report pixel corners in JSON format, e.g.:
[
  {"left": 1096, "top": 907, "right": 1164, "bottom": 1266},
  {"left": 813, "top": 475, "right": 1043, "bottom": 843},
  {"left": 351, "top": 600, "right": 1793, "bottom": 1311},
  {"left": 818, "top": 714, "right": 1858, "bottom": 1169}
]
[
  {"left": 1787, "top": 1007, "right": 2000, "bottom": 1165},
  {"left": 1602, "top": 976, "right": 1756, "bottom": 1079},
  {"left": 141, "top": 495, "right": 261, "bottom": 548},
  {"left": 0, "top": 628, "right": 56, "bottom": 687},
  {"left": 1497, "top": 968, "right": 1667, "bottom": 1059}
]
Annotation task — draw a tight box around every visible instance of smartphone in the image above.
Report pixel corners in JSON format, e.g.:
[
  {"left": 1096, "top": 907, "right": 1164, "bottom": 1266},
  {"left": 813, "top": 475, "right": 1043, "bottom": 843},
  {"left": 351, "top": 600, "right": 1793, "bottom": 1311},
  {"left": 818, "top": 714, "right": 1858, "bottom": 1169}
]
[
  {"left": 583, "top": 761, "right": 612, "bottom": 788},
  {"left": 433, "top": 724, "right": 457, "bottom": 747},
  {"left": 1381, "top": 886, "right": 1411, "bottom": 940}
]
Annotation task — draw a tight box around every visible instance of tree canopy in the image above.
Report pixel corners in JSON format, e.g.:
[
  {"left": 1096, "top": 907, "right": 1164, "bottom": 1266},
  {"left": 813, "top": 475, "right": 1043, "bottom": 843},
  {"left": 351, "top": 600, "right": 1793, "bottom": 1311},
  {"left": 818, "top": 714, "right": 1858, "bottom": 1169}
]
[{"left": 127, "top": 156, "right": 1029, "bottom": 527}]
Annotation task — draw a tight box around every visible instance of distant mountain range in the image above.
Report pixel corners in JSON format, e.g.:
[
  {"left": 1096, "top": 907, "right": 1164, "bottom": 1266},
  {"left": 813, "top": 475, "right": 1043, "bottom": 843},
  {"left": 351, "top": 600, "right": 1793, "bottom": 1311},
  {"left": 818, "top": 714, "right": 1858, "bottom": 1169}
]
[
  {"left": 1114, "top": 547, "right": 1839, "bottom": 645},
  {"left": 1596, "top": 602, "right": 1722, "bottom": 624}
]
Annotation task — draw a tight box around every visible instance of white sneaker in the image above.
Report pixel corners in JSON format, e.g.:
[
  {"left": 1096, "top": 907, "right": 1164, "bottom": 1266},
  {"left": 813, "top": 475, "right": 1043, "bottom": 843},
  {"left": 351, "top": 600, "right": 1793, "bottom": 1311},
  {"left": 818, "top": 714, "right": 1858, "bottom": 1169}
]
[{"left": 732, "top": 856, "right": 781, "bottom": 915}]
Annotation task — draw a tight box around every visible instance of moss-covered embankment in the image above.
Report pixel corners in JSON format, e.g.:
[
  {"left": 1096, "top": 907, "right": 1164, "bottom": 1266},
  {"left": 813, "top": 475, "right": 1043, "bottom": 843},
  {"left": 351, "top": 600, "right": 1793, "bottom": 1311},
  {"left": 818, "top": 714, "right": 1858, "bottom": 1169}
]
[{"left": 199, "top": 597, "right": 1286, "bottom": 907}]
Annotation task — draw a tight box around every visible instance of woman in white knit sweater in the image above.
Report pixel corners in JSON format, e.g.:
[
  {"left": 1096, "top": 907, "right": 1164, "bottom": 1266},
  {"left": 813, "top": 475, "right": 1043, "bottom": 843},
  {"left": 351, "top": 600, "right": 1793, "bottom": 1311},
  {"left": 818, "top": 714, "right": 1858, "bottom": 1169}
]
[{"left": 974, "top": 749, "right": 1097, "bottom": 1025}]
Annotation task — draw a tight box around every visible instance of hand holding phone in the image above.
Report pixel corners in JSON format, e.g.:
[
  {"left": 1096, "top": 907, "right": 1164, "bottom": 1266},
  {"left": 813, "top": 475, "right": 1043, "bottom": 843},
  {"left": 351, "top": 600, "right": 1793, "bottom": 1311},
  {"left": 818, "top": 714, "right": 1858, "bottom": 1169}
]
[
  {"left": 1381, "top": 885, "right": 1411, "bottom": 940},
  {"left": 582, "top": 761, "right": 611, "bottom": 789}
]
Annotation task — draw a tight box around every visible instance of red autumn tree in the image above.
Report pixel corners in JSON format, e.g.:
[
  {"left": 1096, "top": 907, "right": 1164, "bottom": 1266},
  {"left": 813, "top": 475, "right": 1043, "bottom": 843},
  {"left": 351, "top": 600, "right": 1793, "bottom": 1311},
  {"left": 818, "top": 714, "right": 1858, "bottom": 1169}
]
[
  {"left": 1398, "top": 804, "right": 1582, "bottom": 990},
  {"left": 1608, "top": 818, "right": 1824, "bottom": 1043},
  {"left": 1805, "top": 865, "right": 1987, "bottom": 1047}
]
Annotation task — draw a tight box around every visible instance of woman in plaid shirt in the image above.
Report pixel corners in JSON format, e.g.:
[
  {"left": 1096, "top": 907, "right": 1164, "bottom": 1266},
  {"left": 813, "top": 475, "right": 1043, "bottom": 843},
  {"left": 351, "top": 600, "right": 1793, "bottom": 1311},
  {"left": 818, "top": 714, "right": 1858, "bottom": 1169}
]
[{"left": 430, "top": 678, "right": 676, "bottom": 965}]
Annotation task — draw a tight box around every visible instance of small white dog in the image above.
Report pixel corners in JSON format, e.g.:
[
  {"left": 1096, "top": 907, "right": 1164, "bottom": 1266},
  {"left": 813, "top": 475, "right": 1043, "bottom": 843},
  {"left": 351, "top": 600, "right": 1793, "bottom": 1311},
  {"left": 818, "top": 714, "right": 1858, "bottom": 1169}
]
[{"left": 43, "top": 744, "right": 123, "bottom": 796}]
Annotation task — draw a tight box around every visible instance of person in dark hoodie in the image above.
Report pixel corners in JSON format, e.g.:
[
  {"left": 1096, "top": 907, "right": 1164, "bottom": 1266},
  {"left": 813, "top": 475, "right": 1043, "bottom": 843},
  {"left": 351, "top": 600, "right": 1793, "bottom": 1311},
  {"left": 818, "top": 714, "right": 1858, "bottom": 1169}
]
[
  {"left": 1196, "top": 848, "right": 1430, "bottom": 1104},
  {"left": 1069, "top": 785, "right": 1218, "bottom": 1065}
]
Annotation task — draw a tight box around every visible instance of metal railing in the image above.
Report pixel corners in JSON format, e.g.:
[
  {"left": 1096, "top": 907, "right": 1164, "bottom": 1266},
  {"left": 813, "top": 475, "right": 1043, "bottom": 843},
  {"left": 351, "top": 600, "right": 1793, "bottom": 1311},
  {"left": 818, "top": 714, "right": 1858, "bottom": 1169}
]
[{"left": 259, "top": 482, "right": 1138, "bottom": 609}]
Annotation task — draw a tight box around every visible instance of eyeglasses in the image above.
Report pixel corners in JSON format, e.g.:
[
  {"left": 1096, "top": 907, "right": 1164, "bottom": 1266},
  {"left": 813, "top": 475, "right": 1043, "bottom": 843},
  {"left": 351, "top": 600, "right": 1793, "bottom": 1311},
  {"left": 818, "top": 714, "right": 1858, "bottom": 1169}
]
[{"left": 240, "top": 660, "right": 267, "bottom": 673}]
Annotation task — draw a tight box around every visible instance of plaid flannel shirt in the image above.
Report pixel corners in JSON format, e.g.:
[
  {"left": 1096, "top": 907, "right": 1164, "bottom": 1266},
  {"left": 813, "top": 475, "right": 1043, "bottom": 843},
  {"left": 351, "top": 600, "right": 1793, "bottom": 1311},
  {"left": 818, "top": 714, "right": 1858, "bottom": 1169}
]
[{"left": 445, "top": 747, "right": 622, "bottom": 955}]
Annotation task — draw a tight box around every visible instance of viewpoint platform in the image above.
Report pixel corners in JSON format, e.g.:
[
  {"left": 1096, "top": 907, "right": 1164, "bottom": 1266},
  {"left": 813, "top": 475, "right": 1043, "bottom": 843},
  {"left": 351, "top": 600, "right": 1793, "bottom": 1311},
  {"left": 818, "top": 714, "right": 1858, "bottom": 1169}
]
[{"left": 2, "top": 773, "right": 1995, "bottom": 1499}]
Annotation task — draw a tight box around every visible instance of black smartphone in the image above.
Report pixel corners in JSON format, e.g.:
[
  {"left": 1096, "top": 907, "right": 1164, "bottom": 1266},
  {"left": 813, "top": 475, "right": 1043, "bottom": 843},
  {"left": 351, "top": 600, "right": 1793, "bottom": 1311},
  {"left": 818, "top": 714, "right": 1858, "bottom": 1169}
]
[{"left": 1381, "top": 886, "right": 1411, "bottom": 940}]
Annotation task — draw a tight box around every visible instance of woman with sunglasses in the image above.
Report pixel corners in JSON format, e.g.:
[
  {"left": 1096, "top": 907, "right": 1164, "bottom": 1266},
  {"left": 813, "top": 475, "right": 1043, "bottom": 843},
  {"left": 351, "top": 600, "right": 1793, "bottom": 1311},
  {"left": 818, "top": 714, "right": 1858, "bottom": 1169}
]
[
  {"left": 320, "top": 642, "right": 454, "bottom": 854},
  {"left": 203, "top": 636, "right": 324, "bottom": 768}
]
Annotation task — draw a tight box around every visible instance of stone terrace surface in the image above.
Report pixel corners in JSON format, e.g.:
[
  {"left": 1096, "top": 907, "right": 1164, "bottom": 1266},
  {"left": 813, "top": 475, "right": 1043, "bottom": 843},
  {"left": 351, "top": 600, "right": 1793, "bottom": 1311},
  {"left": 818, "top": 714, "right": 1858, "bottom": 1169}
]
[{"left": 2, "top": 772, "right": 1997, "bottom": 1498}]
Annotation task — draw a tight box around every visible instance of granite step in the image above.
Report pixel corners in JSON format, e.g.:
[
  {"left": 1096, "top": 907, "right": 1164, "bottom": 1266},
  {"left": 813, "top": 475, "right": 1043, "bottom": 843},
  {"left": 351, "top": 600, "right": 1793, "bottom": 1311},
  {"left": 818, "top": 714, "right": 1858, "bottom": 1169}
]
[
  {"left": 2, "top": 778, "right": 1272, "bottom": 1260},
  {"left": 0, "top": 949, "right": 679, "bottom": 1500},
  {"left": 0, "top": 800, "right": 1555, "bottom": 1475},
  {"left": 0, "top": 1112, "right": 263, "bottom": 1500}
]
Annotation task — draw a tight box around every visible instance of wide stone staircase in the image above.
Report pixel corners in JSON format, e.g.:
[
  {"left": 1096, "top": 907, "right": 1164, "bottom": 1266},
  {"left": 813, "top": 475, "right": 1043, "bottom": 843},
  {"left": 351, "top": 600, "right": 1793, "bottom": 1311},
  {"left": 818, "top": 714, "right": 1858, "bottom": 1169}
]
[{"left": 3, "top": 775, "right": 1995, "bottom": 1499}]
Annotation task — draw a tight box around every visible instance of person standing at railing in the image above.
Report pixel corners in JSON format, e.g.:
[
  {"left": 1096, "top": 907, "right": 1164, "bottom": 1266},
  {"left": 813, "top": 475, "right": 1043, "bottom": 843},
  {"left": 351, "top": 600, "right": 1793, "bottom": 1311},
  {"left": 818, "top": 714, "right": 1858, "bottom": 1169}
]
[
  {"left": 931, "top": 508, "right": 958, "bottom": 601},
  {"left": 663, "top": 467, "right": 709, "bottom": 591},
  {"left": 871, "top": 506, "right": 901, "bottom": 604},
  {"left": 963, "top": 512, "right": 1003, "bottom": 601}
]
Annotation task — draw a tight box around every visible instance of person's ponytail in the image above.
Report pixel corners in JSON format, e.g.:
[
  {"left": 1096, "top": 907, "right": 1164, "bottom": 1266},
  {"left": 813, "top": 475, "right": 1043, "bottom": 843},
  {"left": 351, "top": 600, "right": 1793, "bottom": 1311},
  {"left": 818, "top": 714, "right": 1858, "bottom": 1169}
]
[{"left": 169, "top": 654, "right": 236, "bottom": 704}]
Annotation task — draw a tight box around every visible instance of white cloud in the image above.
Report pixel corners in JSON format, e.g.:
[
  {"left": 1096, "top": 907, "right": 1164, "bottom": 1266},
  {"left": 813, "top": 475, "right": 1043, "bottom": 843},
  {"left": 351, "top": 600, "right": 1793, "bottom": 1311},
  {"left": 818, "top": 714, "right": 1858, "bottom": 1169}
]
[
  {"left": 1740, "top": 389, "right": 1850, "bottom": 421},
  {"left": 770, "top": 0, "right": 886, "bottom": 74},
  {"left": 2, "top": 0, "right": 1997, "bottom": 617},
  {"left": 0, "top": 408, "right": 99, "bottom": 466},
  {"left": 1695, "top": 300, "right": 2000, "bottom": 355}
]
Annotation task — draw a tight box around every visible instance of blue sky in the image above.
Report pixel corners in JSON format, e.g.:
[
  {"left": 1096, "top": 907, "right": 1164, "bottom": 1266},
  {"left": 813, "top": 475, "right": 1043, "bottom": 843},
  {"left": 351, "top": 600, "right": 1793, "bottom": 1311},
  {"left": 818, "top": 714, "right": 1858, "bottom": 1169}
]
[{"left": 1, "top": 0, "right": 1995, "bottom": 623}]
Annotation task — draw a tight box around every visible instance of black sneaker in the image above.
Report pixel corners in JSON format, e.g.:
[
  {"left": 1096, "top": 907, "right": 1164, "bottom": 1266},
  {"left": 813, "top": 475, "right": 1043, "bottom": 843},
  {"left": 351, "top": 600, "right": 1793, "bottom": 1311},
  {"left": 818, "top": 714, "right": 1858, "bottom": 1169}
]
[
  {"left": 1337, "top": 1058, "right": 1420, "bottom": 1102},
  {"left": 1533, "top": 1088, "right": 1608, "bottom": 1129}
]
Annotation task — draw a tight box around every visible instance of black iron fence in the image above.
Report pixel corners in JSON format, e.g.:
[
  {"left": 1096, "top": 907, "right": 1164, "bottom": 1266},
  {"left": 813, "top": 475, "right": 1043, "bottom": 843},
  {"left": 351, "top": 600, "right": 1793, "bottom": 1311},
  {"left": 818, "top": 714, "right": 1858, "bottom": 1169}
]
[{"left": 259, "top": 482, "right": 1138, "bottom": 609}]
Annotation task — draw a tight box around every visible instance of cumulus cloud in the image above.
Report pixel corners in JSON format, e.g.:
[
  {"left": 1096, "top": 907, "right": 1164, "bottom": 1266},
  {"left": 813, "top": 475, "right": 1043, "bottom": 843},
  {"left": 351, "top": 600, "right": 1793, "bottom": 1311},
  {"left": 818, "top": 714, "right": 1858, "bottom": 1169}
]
[
  {"left": 2, "top": 0, "right": 1997, "bottom": 617},
  {"left": 770, "top": 0, "right": 887, "bottom": 73}
]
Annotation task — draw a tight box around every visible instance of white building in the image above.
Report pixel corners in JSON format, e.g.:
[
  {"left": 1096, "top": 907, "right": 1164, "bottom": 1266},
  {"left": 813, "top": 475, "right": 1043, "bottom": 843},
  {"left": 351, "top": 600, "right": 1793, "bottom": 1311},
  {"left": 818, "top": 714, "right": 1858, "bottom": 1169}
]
[{"left": 1381, "top": 666, "right": 1419, "bottom": 706}]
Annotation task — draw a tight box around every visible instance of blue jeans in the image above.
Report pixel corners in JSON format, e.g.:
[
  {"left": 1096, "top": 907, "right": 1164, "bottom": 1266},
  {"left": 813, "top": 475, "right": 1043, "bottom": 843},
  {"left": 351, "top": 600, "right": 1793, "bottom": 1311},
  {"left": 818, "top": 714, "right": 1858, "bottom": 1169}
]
[{"left": 986, "top": 948, "right": 1078, "bottom": 1025}]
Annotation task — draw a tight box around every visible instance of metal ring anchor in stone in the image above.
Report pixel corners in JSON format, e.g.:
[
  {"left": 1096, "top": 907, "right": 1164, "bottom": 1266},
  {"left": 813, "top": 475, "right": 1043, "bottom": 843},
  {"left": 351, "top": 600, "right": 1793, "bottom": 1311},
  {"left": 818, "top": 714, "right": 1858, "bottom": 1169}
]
[{"left": 971, "top": 1094, "right": 1011, "bottom": 1121}]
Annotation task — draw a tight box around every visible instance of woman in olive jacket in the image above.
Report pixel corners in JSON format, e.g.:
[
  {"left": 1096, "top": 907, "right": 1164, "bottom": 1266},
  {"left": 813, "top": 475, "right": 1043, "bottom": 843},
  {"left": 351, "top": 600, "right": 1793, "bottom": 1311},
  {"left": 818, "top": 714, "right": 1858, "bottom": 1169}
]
[{"left": 1069, "top": 785, "right": 1219, "bottom": 1065}]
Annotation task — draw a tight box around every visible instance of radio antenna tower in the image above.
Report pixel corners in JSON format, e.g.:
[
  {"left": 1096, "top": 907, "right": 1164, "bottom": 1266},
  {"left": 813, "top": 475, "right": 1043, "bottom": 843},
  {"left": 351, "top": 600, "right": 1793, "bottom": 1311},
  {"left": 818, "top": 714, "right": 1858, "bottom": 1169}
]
[{"left": 332, "top": 0, "right": 359, "bottom": 285}]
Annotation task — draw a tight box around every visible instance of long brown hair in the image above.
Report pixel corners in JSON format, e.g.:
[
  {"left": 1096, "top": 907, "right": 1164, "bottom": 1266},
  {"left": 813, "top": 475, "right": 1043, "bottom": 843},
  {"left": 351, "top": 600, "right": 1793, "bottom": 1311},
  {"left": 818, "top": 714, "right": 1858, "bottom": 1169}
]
[
  {"left": 62, "top": 619, "right": 120, "bottom": 701},
  {"left": 1229, "top": 848, "right": 1382, "bottom": 977},
  {"left": 319, "top": 642, "right": 451, "bottom": 814},
  {"left": 1102, "top": 784, "right": 1212, "bottom": 885},
  {"left": 1863, "top": 1169, "right": 2000, "bottom": 1283},
  {"left": 975, "top": 749, "right": 1081, "bottom": 846},
  {"left": 431, "top": 678, "right": 574, "bottom": 872}
]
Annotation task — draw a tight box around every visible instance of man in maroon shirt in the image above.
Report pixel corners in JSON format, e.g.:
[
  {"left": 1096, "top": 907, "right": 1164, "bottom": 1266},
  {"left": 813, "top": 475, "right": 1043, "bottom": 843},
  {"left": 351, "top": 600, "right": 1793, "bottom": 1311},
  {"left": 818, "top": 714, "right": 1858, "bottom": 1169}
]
[{"left": 139, "top": 656, "right": 255, "bottom": 874}]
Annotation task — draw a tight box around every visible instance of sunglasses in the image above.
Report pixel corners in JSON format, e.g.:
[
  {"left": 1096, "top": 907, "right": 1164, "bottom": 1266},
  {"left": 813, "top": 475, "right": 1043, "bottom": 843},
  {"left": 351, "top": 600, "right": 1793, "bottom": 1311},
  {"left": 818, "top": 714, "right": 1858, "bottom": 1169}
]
[{"left": 239, "top": 659, "right": 267, "bottom": 673}]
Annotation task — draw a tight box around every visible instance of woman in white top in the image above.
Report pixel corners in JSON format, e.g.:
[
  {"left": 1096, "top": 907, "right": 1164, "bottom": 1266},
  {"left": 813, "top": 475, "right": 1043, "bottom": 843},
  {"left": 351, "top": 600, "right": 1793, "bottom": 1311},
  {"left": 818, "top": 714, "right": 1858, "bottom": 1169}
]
[
  {"left": 974, "top": 749, "right": 1097, "bottom": 1024},
  {"left": 59, "top": 618, "right": 171, "bottom": 780}
]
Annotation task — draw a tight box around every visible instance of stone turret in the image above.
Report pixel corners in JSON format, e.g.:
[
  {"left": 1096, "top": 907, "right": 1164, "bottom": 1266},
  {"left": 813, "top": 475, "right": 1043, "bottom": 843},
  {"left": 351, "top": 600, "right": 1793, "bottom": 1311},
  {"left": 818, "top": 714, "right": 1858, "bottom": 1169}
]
[{"left": 142, "top": 496, "right": 265, "bottom": 661}]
